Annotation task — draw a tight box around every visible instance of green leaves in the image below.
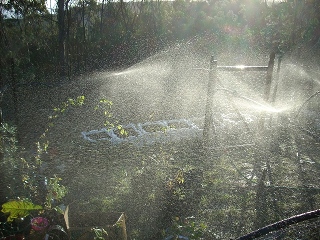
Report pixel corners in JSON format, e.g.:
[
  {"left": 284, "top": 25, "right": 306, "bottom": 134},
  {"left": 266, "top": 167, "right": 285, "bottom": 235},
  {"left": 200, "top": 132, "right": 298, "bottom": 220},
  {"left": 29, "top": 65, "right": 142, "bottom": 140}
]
[
  {"left": 45, "top": 176, "right": 67, "bottom": 209},
  {"left": 117, "top": 125, "right": 127, "bottom": 137},
  {"left": 1, "top": 200, "right": 43, "bottom": 222},
  {"left": 92, "top": 228, "right": 108, "bottom": 240},
  {"left": 94, "top": 98, "right": 113, "bottom": 117},
  {"left": 53, "top": 95, "right": 86, "bottom": 114},
  {"left": 165, "top": 216, "right": 207, "bottom": 240},
  {"left": 94, "top": 99, "right": 127, "bottom": 136}
]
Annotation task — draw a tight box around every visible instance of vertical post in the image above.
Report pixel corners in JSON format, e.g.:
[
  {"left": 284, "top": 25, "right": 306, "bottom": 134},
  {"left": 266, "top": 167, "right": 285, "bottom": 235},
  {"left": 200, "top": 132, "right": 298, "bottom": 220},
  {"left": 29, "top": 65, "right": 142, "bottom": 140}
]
[
  {"left": 264, "top": 52, "right": 276, "bottom": 102},
  {"left": 271, "top": 54, "right": 282, "bottom": 104},
  {"left": 203, "top": 55, "right": 217, "bottom": 147},
  {"left": 0, "top": 87, "right": 4, "bottom": 205},
  {"left": 58, "top": 0, "right": 66, "bottom": 79},
  {"left": 258, "top": 52, "right": 276, "bottom": 130},
  {"left": 0, "top": 87, "right": 3, "bottom": 127}
]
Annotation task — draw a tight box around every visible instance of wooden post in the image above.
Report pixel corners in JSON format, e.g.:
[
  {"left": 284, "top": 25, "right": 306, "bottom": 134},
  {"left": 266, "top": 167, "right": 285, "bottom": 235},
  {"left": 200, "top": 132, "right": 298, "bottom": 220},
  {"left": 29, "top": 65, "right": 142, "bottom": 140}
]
[
  {"left": 264, "top": 52, "right": 276, "bottom": 102},
  {"left": 258, "top": 52, "right": 276, "bottom": 130},
  {"left": 203, "top": 56, "right": 217, "bottom": 146},
  {"left": 271, "top": 54, "right": 282, "bottom": 104}
]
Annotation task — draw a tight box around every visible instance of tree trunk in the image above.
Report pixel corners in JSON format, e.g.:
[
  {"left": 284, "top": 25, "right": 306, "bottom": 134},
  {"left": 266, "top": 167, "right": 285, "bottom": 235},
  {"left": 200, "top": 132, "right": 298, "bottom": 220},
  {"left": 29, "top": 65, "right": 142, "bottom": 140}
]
[
  {"left": 0, "top": 10, "right": 6, "bottom": 205},
  {"left": 0, "top": 86, "right": 5, "bottom": 205},
  {"left": 100, "top": 0, "right": 105, "bottom": 33},
  {"left": 58, "top": 0, "right": 66, "bottom": 79}
]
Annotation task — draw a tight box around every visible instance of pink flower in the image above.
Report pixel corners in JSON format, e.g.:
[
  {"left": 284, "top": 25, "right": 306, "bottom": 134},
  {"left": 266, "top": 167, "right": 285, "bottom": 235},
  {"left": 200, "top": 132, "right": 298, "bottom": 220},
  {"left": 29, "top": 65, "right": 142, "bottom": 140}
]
[{"left": 31, "top": 217, "right": 49, "bottom": 231}]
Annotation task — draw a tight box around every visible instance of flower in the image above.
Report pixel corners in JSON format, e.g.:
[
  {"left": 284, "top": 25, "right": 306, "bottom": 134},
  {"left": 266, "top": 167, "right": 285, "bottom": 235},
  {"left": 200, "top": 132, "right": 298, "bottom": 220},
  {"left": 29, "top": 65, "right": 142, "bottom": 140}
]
[{"left": 31, "top": 217, "right": 49, "bottom": 231}]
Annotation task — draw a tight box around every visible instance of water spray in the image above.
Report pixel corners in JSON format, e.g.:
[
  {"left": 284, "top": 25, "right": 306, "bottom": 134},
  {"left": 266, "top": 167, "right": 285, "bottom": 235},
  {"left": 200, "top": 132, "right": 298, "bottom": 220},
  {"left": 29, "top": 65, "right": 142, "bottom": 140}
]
[
  {"left": 216, "top": 87, "right": 282, "bottom": 113},
  {"left": 202, "top": 53, "right": 278, "bottom": 144}
]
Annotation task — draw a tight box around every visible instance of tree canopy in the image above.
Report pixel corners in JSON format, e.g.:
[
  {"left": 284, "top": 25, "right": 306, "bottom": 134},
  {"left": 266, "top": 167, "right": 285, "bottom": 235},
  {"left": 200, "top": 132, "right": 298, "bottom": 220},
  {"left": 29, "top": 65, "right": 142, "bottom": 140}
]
[{"left": 0, "top": 0, "right": 319, "bottom": 85}]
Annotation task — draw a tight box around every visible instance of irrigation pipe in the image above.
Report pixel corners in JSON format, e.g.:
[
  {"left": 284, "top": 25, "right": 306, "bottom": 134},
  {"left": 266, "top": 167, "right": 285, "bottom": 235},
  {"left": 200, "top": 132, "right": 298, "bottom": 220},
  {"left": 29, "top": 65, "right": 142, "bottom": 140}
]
[{"left": 234, "top": 209, "right": 320, "bottom": 240}]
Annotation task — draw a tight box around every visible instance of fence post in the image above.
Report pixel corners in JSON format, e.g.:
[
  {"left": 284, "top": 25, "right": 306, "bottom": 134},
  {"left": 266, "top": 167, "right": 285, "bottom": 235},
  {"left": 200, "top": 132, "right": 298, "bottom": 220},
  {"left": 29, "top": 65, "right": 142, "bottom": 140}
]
[
  {"left": 257, "top": 52, "right": 276, "bottom": 130},
  {"left": 264, "top": 52, "right": 276, "bottom": 102},
  {"left": 271, "top": 53, "right": 283, "bottom": 104},
  {"left": 203, "top": 55, "right": 217, "bottom": 147}
]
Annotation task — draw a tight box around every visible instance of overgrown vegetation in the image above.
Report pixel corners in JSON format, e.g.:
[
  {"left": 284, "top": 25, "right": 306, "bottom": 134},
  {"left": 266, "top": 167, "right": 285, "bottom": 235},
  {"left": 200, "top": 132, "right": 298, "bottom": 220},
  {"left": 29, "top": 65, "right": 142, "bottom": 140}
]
[
  {"left": 1, "top": 92, "right": 320, "bottom": 239},
  {"left": 1, "top": 0, "right": 320, "bottom": 239}
]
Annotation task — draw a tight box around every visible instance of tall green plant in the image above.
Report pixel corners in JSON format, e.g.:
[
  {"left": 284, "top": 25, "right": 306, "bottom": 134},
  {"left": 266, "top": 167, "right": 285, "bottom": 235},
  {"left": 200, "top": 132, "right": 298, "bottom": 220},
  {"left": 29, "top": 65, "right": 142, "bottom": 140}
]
[{"left": 1, "top": 96, "right": 85, "bottom": 217}]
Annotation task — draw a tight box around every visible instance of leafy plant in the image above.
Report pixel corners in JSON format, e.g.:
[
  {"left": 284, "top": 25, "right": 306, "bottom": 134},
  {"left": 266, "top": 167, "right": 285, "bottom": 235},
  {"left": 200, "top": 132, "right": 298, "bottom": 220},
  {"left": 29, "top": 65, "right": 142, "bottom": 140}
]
[
  {"left": 1, "top": 96, "right": 86, "bottom": 226},
  {"left": 94, "top": 98, "right": 127, "bottom": 136},
  {"left": 45, "top": 175, "right": 68, "bottom": 209},
  {"left": 1, "top": 200, "right": 43, "bottom": 222},
  {"left": 164, "top": 216, "right": 207, "bottom": 240},
  {"left": 47, "top": 96, "right": 85, "bottom": 131},
  {"left": 92, "top": 227, "right": 108, "bottom": 240},
  {"left": 1, "top": 123, "right": 21, "bottom": 200}
]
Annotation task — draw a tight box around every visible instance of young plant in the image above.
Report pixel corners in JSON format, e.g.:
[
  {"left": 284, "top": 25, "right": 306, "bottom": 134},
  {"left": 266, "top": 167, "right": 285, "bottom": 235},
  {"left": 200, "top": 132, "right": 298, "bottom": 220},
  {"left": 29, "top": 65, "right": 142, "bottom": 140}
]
[
  {"left": 92, "top": 227, "right": 108, "bottom": 240},
  {"left": 44, "top": 175, "right": 68, "bottom": 209},
  {"left": 94, "top": 98, "right": 127, "bottom": 136},
  {"left": 164, "top": 216, "right": 207, "bottom": 240}
]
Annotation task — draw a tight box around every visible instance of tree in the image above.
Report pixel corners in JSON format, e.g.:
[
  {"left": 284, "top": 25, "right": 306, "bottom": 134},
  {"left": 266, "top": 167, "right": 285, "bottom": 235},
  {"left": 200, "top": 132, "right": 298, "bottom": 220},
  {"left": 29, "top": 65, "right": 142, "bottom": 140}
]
[{"left": 58, "top": 0, "right": 66, "bottom": 78}]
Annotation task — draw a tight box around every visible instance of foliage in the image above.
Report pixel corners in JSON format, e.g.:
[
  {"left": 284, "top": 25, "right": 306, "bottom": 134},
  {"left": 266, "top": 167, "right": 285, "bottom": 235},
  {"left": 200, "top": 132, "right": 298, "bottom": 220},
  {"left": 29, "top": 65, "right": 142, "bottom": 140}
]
[
  {"left": 44, "top": 176, "right": 67, "bottom": 209},
  {"left": 1, "top": 0, "right": 320, "bottom": 85},
  {"left": 164, "top": 216, "right": 207, "bottom": 240},
  {"left": 94, "top": 98, "right": 114, "bottom": 128},
  {"left": 92, "top": 227, "right": 108, "bottom": 240},
  {"left": 0, "top": 96, "right": 85, "bottom": 226},
  {"left": 20, "top": 96, "right": 85, "bottom": 203},
  {"left": 94, "top": 98, "right": 127, "bottom": 136},
  {"left": 1, "top": 200, "right": 43, "bottom": 222},
  {"left": 2, "top": 0, "right": 47, "bottom": 16},
  {"left": 0, "top": 123, "right": 23, "bottom": 202},
  {"left": 0, "top": 123, "right": 18, "bottom": 167}
]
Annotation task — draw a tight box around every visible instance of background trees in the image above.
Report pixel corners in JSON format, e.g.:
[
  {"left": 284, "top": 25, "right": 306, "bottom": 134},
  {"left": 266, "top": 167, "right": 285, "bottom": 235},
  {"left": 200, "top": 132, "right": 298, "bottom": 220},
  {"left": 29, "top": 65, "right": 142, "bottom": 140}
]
[
  {"left": 0, "top": 0, "right": 319, "bottom": 121},
  {"left": 0, "top": 0, "right": 319, "bottom": 140}
]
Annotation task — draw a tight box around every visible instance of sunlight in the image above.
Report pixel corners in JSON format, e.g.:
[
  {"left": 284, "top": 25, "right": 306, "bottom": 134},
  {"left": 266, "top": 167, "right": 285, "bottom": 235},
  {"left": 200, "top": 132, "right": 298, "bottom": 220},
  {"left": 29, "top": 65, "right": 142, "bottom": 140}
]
[
  {"left": 3, "top": 0, "right": 320, "bottom": 239},
  {"left": 235, "top": 65, "right": 246, "bottom": 70},
  {"left": 266, "top": 0, "right": 285, "bottom": 5}
]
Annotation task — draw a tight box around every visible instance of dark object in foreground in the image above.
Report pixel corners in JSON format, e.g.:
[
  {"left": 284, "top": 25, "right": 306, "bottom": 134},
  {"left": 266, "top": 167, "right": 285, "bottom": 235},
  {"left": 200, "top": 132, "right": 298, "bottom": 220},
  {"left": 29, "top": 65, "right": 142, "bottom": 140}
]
[{"left": 235, "top": 209, "right": 320, "bottom": 240}]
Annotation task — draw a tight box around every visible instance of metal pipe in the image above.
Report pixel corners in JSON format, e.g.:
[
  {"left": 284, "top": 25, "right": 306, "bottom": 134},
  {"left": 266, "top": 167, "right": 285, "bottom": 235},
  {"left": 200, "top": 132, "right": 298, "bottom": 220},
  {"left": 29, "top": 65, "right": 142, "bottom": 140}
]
[
  {"left": 192, "top": 66, "right": 269, "bottom": 72},
  {"left": 217, "top": 66, "right": 268, "bottom": 71}
]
